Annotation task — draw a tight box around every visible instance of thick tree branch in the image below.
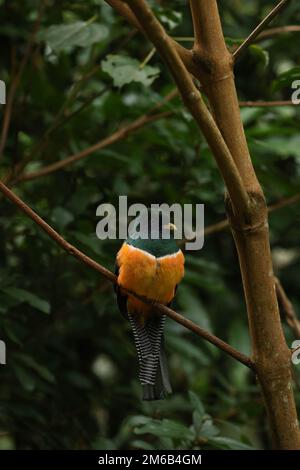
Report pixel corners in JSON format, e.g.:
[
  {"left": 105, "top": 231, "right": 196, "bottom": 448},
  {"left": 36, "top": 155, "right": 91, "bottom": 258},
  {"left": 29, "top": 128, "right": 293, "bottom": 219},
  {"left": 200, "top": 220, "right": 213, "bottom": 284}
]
[
  {"left": 189, "top": 1, "right": 261, "bottom": 196},
  {"left": 123, "top": 0, "right": 250, "bottom": 217},
  {"left": 233, "top": 0, "right": 291, "bottom": 60},
  {"left": 0, "top": 180, "right": 255, "bottom": 371},
  {"left": 110, "top": 0, "right": 299, "bottom": 449},
  {"left": 189, "top": 1, "right": 202, "bottom": 49},
  {"left": 104, "top": 0, "right": 195, "bottom": 74}
]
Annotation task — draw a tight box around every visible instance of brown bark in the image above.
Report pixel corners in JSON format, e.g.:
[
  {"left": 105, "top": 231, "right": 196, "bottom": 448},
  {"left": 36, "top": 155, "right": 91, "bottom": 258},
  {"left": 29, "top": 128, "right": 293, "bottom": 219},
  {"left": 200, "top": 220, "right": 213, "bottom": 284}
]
[
  {"left": 227, "top": 196, "right": 299, "bottom": 449},
  {"left": 189, "top": 0, "right": 259, "bottom": 194},
  {"left": 107, "top": 0, "right": 300, "bottom": 449},
  {"left": 189, "top": 0, "right": 300, "bottom": 449}
]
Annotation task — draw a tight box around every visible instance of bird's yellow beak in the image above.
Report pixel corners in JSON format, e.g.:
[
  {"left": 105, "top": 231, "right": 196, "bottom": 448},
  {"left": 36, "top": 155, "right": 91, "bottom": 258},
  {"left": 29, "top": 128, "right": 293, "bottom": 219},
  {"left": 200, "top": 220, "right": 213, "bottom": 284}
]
[{"left": 163, "top": 223, "right": 177, "bottom": 231}]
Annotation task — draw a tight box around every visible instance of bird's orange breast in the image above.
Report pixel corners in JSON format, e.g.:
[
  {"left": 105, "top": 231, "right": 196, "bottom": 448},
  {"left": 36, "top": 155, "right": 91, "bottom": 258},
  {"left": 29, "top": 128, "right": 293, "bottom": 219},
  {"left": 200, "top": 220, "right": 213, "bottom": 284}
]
[{"left": 117, "top": 243, "right": 185, "bottom": 318}]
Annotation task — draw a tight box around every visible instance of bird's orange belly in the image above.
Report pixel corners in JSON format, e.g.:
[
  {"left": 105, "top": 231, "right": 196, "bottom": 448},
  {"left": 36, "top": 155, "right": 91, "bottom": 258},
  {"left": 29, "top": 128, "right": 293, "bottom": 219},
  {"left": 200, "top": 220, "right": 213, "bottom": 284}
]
[{"left": 117, "top": 243, "right": 184, "bottom": 317}]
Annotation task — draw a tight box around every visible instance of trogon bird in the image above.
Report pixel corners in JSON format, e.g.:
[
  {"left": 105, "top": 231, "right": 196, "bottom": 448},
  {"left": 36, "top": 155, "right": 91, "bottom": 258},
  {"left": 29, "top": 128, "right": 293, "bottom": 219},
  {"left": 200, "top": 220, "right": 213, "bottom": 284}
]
[{"left": 115, "top": 214, "right": 185, "bottom": 400}]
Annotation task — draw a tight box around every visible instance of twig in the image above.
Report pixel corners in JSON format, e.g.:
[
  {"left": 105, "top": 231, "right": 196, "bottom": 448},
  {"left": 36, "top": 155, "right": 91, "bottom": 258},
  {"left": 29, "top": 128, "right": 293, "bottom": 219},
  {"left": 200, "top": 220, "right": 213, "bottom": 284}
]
[
  {"left": 0, "top": 70, "right": 19, "bottom": 158},
  {"left": 11, "top": 90, "right": 298, "bottom": 184},
  {"left": 275, "top": 277, "right": 300, "bottom": 339},
  {"left": 173, "top": 24, "right": 300, "bottom": 45},
  {"left": 7, "top": 29, "right": 138, "bottom": 184},
  {"left": 0, "top": 4, "right": 44, "bottom": 157},
  {"left": 233, "top": 0, "right": 291, "bottom": 60},
  {"left": 204, "top": 219, "right": 229, "bottom": 237},
  {"left": 257, "top": 25, "right": 300, "bottom": 40},
  {"left": 14, "top": 110, "right": 172, "bottom": 184},
  {"left": 140, "top": 48, "right": 156, "bottom": 68},
  {"left": 8, "top": 86, "right": 112, "bottom": 185},
  {"left": 239, "top": 100, "right": 297, "bottom": 107},
  {"left": 123, "top": 0, "right": 250, "bottom": 217},
  {"left": 0, "top": 180, "right": 255, "bottom": 371},
  {"left": 13, "top": 89, "right": 177, "bottom": 184},
  {"left": 268, "top": 192, "right": 300, "bottom": 213},
  {"left": 104, "top": 0, "right": 193, "bottom": 73},
  {"left": 181, "top": 191, "right": 300, "bottom": 243}
]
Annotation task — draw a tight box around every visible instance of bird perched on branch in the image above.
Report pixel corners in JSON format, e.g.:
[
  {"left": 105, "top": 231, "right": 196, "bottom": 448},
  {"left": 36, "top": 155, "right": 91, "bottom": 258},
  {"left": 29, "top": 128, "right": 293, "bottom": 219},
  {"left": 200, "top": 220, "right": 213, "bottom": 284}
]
[{"left": 115, "top": 212, "right": 185, "bottom": 400}]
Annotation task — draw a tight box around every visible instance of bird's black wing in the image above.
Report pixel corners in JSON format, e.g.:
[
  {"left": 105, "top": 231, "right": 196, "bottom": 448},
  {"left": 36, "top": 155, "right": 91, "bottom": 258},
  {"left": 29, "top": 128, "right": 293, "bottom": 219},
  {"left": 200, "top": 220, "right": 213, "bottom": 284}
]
[
  {"left": 167, "top": 284, "right": 177, "bottom": 308},
  {"left": 115, "top": 263, "right": 128, "bottom": 320}
]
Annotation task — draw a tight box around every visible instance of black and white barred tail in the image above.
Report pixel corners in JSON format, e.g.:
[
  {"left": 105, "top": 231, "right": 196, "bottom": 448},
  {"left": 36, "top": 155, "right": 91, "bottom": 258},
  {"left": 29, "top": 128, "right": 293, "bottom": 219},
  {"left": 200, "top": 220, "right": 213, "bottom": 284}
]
[{"left": 128, "top": 313, "right": 172, "bottom": 401}]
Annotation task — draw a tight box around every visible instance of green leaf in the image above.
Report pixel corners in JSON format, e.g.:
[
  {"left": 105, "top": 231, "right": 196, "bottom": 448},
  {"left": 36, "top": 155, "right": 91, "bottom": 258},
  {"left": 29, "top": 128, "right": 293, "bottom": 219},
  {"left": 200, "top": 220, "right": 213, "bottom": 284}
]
[
  {"left": 38, "top": 20, "right": 108, "bottom": 53},
  {"left": 156, "top": 8, "right": 182, "bottom": 30},
  {"left": 253, "top": 135, "right": 300, "bottom": 160},
  {"left": 249, "top": 44, "right": 269, "bottom": 67},
  {"left": 225, "top": 37, "right": 243, "bottom": 47},
  {"left": 14, "top": 354, "right": 56, "bottom": 384},
  {"left": 134, "top": 418, "right": 195, "bottom": 441},
  {"left": 102, "top": 54, "right": 160, "bottom": 88},
  {"left": 72, "top": 232, "right": 103, "bottom": 256},
  {"left": 272, "top": 67, "right": 300, "bottom": 92},
  {"left": 130, "top": 440, "right": 155, "bottom": 450},
  {"left": 189, "top": 391, "right": 205, "bottom": 421},
  {"left": 51, "top": 207, "right": 74, "bottom": 229},
  {"left": 2, "top": 287, "right": 50, "bottom": 314},
  {"left": 176, "top": 284, "right": 212, "bottom": 332},
  {"left": 168, "top": 335, "right": 210, "bottom": 366},
  {"left": 13, "top": 365, "right": 36, "bottom": 392},
  {"left": 92, "top": 437, "right": 117, "bottom": 450},
  {"left": 199, "top": 418, "right": 219, "bottom": 439},
  {"left": 208, "top": 436, "right": 255, "bottom": 450}
]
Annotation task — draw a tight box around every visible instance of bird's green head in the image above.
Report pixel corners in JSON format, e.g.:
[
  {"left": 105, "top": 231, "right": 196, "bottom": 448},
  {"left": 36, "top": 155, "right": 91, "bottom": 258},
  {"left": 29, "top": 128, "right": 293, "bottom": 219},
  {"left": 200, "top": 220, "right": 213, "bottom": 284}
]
[{"left": 126, "top": 210, "right": 180, "bottom": 257}]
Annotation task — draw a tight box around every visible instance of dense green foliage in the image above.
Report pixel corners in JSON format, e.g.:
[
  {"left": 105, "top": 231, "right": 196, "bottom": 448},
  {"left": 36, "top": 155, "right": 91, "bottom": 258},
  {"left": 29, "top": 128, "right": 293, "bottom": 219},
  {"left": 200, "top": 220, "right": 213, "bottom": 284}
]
[{"left": 0, "top": 0, "right": 300, "bottom": 450}]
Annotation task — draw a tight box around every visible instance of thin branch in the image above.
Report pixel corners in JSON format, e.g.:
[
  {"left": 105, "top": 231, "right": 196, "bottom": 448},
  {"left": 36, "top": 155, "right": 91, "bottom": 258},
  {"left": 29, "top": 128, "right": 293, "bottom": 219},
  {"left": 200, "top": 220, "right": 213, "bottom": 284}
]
[
  {"left": 7, "top": 86, "right": 112, "bottom": 185},
  {"left": 239, "top": 100, "right": 298, "bottom": 107},
  {"left": 123, "top": 0, "right": 250, "bottom": 216},
  {"left": 6, "top": 30, "right": 139, "bottom": 184},
  {"left": 13, "top": 110, "right": 172, "bottom": 184},
  {"left": 181, "top": 191, "right": 300, "bottom": 244},
  {"left": 204, "top": 219, "right": 229, "bottom": 237},
  {"left": 104, "top": 0, "right": 194, "bottom": 73},
  {"left": 105, "top": 0, "right": 141, "bottom": 29},
  {"left": 233, "top": 0, "right": 291, "bottom": 60},
  {"left": 0, "top": 180, "right": 255, "bottom": 371},
  {"left": 257, "top": 25, "right": 300, "bottom": 41},
  {"left": 268, "top": 192, "right": 300, "bottom": 213},
  {"left": 11, "top": 90, "right": 298, "bottom": 184},
  {"left": 0, "top": 4, "right": 44, "bottom": 157},
  {"left": 12, "top": 89, "right": 177, "bottom": 184},
  {"left": 275, "top": 277, "right": 300, "bottom": 338},
  {"left": 0, "top": 69, "right": 19, "bottom": 158},
  {"left": 173, "top": 24, "right": 300, "bottom": 45},
  {"left": 155, "top": 302, "right": 254, "bottom": 370}
]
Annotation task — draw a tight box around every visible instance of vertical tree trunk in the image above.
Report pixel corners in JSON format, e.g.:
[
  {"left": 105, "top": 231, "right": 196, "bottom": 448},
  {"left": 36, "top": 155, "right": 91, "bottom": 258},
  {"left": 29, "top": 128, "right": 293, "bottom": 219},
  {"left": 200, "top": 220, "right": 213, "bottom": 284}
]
[{"left": 190, "top": 0, "right": 300, "bottom": 449}]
